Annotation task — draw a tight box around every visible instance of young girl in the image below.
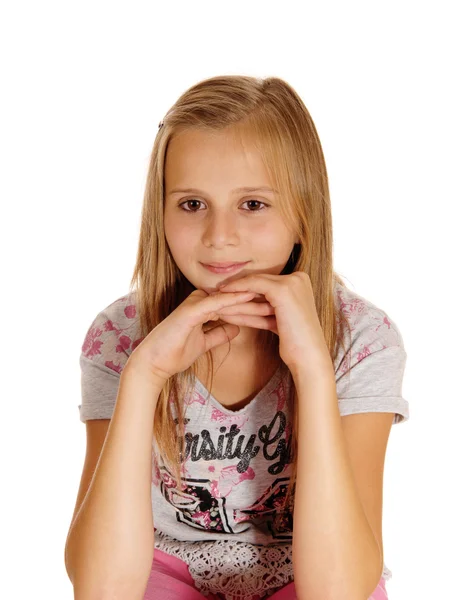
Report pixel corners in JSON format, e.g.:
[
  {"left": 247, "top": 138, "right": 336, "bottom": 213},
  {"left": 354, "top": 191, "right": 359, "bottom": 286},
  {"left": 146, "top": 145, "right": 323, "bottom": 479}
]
[{"left": 65, "top": 75, "right": 409, "bottom": 600}]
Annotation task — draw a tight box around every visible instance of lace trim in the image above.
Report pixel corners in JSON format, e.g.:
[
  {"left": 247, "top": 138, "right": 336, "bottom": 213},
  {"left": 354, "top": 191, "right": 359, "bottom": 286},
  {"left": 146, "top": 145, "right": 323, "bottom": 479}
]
[
  {"left": 154, "top": 531, "right": 294, "bottom": 600},
  {"left": 154, "top": 531, "right": 392, "bottom": 599}
]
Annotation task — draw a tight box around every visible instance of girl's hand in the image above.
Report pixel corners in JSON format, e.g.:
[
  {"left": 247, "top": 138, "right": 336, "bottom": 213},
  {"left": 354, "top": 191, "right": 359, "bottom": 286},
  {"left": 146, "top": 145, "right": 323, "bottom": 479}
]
[
  {"left": 125, "top": 289, "right": 262, "bottom": 387},
  {"left": 215, "top": 272, "right": 334, "bottom": 377}
]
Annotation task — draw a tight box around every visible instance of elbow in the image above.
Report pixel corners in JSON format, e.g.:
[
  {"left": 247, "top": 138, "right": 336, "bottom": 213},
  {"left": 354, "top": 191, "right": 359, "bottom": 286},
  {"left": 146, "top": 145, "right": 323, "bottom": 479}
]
[
  {"left": 296, "top": 589, "right": 365, "bottom": 600},
  {"left": 64, "top": 542, "right": 76, "bottom": 587},
  {"left": 296, "top": 590, "right": 367, "bottom": 600},
  {"left": 295, "top": 566, "right": 383, "bottom": 600},
  {"left": 294, "top": 540, "right": 383, "bottom": 600},
  {"left": 64, "top": 535, "right": 151, "bottom": 600},
  {"left": 65, "top": 551, "right": 148, "bottom": 600},
  {"left": 71, "top": 577, "right": 148, "bottom": 600}
]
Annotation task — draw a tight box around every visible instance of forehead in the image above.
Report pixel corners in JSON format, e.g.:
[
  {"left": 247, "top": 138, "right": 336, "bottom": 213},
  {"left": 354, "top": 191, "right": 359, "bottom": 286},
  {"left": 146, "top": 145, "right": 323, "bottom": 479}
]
[{"left": 164, "top": 128, "right": 271, "bottom": 189}]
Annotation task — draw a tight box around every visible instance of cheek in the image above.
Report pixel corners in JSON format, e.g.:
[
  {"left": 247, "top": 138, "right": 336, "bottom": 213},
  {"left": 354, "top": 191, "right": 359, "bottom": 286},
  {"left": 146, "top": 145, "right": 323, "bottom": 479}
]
[
  {"left": 164, "top": 215, "right": 192, "bottom": 249},
  {"left": 167, "top": 228, "right": 199, "bottom": 263},
  {"left": 253, "top": 223, "right": 291, "bottom": 251}
]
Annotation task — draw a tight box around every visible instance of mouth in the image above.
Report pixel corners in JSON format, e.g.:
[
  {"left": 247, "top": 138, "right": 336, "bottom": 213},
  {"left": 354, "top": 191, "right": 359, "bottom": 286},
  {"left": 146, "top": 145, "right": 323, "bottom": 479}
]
[{"left": 200, "top": 261, "right": 250, "bottom": 274}]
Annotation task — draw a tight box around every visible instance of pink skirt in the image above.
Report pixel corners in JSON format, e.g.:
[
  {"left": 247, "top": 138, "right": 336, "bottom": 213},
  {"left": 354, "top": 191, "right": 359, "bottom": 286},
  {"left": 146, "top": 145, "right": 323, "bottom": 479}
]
[{"left": 142, "top": 547, "right": 388, "bottom": 600}]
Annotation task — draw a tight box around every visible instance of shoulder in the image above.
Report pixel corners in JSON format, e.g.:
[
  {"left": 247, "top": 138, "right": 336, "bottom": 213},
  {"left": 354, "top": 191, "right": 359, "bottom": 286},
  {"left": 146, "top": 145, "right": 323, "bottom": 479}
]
[
  {"left": 333, "top": 281, "right": 406, "bottom": 378},
  {"left": 333, "top": 280, "right": 405, "bottom": 352},
  {"left": 332, "top": 281, "right": 409, "bottom": 424},
  {"left": 80, "top": 290, "right": 143, "bottom": 374}
]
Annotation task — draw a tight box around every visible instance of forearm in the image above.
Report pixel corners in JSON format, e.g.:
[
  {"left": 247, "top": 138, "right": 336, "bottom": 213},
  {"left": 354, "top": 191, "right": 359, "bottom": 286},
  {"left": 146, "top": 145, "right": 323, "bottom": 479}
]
[
  {"left": 65, "top": 363, "right": 163, "bottom": 599},
  {"left": 291, "top": 368, "right": 382, "bottom": 600}
]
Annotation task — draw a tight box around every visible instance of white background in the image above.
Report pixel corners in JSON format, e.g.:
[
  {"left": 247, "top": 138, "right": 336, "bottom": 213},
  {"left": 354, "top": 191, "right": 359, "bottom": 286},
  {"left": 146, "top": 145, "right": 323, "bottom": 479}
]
[{"left": 1, "top": 1, "right": 455, "bottom": 598}]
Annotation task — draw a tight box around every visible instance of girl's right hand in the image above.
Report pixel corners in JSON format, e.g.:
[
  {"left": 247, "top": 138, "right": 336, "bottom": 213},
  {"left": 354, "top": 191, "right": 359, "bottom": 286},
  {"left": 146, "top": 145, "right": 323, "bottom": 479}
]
[{"left": 124, "top": 289, "right": 259, "bottom": 387}]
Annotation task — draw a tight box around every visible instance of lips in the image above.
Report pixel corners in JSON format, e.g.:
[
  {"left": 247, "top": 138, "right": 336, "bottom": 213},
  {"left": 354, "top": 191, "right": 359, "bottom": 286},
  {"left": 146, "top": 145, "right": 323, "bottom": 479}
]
[
  {"left": 201, "top": 261, "right": 250, "bottom": 274},
  {"left": 204, "top": 262, "right": 247, "bottom": 267}
]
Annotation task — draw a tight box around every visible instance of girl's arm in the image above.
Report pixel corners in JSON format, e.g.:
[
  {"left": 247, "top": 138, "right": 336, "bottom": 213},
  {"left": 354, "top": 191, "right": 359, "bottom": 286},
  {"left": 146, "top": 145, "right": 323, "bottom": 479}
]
[
  {"left": 65, "top": 362, "right": 164, "bottom": 599},
  {"left": 291, "top": 370, "right": 383, "bottom": 600}
]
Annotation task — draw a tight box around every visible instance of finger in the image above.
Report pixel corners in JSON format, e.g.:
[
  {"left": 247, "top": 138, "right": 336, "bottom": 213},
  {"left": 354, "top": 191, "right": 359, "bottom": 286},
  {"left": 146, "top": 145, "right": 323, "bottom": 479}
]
[
  {"left": 206, "top": 299, "right": 273, "bottom": 325},
  {"left": 217, "top": 273, "right": 279, "bottom": 291},
  {"left": 217, "top": 276, "right": 279, "bottom": 306},
  {"left": 211, "top": 291, "right": 265, "bottom": 299},
  {"left": 213, "top": 291, "right": 257, "bottom": 307},
  {"left": 193, "top": 291, "right": 257, "bottom": 328},
  {"left": 216, "top": 313, "right": 278, "bottom": 335},
  {"left": 217, "top": 301, "right": 275, "bottom": 317}
]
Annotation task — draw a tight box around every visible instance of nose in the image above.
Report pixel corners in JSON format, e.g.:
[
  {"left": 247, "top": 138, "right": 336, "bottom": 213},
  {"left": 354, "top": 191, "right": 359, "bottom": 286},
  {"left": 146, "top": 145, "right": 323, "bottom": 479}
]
[{"left": 203, "top": 209, "right": 240, "bottom": 246}]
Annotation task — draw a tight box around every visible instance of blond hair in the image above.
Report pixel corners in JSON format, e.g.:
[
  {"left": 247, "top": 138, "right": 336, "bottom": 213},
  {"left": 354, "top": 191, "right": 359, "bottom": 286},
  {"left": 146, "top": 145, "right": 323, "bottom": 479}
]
[{"left": 128, "top": 75, "right": 352, "bottom": 517}]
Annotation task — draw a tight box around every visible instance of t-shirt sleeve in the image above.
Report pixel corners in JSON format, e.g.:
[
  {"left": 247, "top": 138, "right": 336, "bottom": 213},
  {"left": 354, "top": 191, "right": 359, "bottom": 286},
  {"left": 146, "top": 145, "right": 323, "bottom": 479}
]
[
  {"left": 334, "top": 296, "right": 409, "bottom": 425},
  {"left": 78, "top": 296, "right": 137, "bottom": 423}
]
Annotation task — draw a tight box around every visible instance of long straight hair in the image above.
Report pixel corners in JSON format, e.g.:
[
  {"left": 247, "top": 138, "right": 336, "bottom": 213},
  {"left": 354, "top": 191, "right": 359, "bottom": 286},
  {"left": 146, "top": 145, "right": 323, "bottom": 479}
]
[{"left": 128, "top": 75, "right": 352, "bottom": 516}]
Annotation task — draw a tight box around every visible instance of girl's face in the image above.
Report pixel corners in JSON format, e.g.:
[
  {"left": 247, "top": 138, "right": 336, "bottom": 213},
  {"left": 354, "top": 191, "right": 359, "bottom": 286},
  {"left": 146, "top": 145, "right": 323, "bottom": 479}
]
[{"left": 163, "top": 128, "right": 298, "bottom": 295}]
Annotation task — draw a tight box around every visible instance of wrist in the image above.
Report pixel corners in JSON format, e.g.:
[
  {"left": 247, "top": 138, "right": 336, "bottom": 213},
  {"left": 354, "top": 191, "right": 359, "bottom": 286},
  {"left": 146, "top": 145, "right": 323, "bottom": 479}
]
[
  {"left": 289, "top": 360, "right": 335, "bottom": 391},
  {"left": 121, "top": 358, "right": 168, "bottom": 393}
]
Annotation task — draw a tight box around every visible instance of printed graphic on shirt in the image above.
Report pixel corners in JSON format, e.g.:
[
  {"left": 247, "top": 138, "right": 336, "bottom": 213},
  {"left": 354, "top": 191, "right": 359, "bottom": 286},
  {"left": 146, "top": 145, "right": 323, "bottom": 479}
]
[{"left": 151, "top": 374, "right": 295, "bottom": 540}]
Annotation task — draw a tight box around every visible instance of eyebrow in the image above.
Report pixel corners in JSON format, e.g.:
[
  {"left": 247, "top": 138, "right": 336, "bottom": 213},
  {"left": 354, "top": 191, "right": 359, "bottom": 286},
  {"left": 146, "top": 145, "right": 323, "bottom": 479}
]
[{"left": 168, "top": 186, "right": 278, "bottom": 195}]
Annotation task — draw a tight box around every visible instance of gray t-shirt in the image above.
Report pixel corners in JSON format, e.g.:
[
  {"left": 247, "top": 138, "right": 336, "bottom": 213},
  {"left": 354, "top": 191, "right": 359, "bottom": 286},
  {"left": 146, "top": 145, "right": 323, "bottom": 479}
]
[{"left": 78, "top": 281, "right": 409, "bottom": 600}]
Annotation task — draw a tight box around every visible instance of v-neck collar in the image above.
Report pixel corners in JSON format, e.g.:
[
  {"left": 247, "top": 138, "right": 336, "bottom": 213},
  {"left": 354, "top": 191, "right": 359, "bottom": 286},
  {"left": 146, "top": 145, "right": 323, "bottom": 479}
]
[{"left": 193, "top": 363, "right": 288, "bottom": 414}]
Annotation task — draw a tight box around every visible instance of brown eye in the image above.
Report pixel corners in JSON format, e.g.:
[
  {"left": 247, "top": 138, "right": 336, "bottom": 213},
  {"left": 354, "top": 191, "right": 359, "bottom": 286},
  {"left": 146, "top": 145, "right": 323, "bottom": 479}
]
[
  {"left": 179, "top": 199, "right": 269, "bottom": 213},
  {"left": 243, "top": 200, "right": 267, "bottom": 211},
  {"left": 180, "top": 199, "right": 202, "bottom": 212}
]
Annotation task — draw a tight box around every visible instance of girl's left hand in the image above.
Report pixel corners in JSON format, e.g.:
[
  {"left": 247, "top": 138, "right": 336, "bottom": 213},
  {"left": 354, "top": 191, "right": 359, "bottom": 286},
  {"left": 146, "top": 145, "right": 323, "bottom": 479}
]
[{"left": 214, "top": 272, "right": 334, "bottom": 377}]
